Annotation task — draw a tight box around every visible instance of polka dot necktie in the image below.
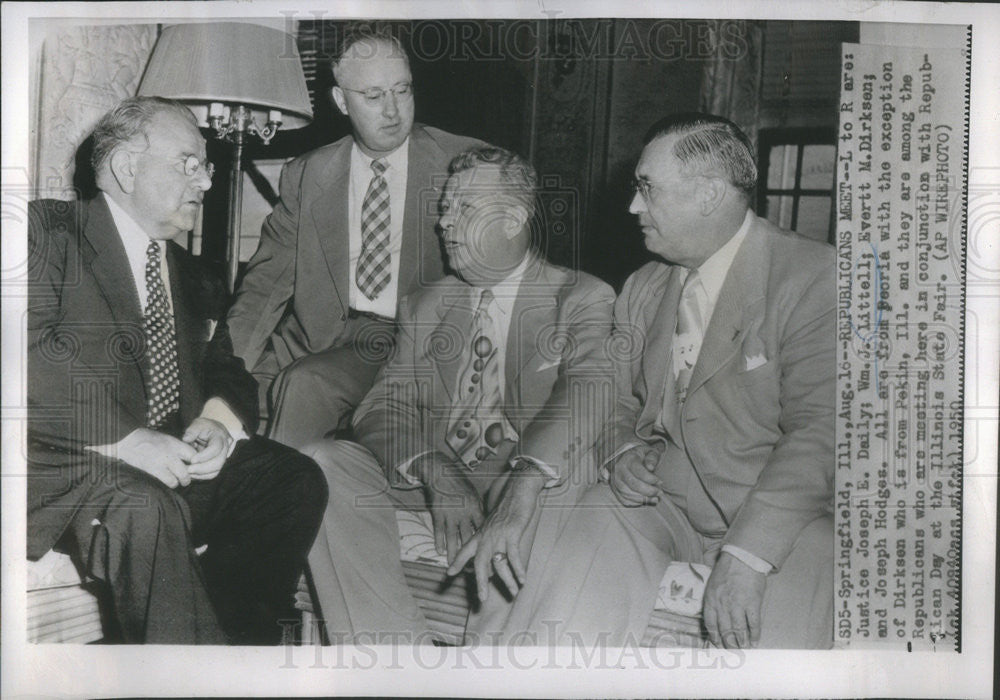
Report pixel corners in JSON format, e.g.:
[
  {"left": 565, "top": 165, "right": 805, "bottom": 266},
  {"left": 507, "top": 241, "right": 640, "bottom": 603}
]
[
  {"left": 356, "top": 158, "right": 391, "bottom": 300},
  {"left": 143, "top": 241, "right": 180, "bottom": 429},
  {"left": 445, "top": 289, "right": 515, "bottom": 469}
]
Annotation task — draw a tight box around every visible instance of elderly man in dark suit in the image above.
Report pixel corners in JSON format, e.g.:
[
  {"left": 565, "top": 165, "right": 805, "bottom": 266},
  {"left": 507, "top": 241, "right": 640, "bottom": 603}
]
[
  {"left": 227, "top": 29, "right": 485, "bottom": 448},
  {"left": 503, "top": 113, "right": 835, "bottom": 649},
  {"left": 27, "top": 96, "right": 327, "bottom": 644}
]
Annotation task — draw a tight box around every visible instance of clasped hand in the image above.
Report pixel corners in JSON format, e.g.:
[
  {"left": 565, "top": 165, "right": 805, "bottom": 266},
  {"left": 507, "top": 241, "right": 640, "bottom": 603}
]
[
  {"left": 86, "top": 417, "right": 231, "bottom": 488},
  {"left": 608, "top": 444, "right": 663, "bottom": 507}
]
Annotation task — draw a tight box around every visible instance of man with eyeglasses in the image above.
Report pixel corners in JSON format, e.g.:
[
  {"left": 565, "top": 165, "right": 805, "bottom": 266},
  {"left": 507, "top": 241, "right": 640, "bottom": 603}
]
[
  {"left": 26, "top": 96, "right": 327, "bottom": 644},
  {"left": 501, "top": 113, "right": 835, "bottom": 649},
  {"left": 302, "top": 146, "right": 615, "bottom": 645},
  {"left": 228, "top": 28, "right": 485, "bottom": 448}
]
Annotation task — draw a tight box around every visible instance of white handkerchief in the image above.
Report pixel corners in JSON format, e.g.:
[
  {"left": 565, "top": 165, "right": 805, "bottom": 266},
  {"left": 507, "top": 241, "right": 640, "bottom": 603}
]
[
  {"left": 536, "top": 358, "right": 561, "bottom": 372},
  {"left": 655, "top": 561, "right": 712, "bottom": 616},
  {"left": 744, "top": 353, "right": 768, "bottom": 371}
]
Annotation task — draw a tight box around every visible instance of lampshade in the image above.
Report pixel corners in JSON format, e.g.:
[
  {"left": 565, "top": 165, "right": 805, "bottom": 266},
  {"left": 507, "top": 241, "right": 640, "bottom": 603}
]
[{"left": 138, "top": 22, "right": 313, "bottom": 129}]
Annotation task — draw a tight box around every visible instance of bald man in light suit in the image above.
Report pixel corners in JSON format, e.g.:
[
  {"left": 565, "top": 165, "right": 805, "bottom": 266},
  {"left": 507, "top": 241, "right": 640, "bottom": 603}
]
[{"left": 503, "top": 113, "right": 835, "bottom": 649}]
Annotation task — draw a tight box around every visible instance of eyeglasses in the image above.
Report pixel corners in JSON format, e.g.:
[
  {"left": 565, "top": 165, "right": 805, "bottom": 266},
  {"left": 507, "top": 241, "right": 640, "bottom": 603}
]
[
  {"left": 340, "top": 82, "right": 413, "bottom": 104},
  {"left": 133, "top": 151, "right": 215, "bottom": 179},
  {"left": 630, "top": 177, "right": 654, "bottom": 199}
]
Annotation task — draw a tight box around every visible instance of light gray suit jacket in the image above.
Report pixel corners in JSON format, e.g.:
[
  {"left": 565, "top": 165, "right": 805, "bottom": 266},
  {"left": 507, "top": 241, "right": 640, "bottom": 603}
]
[
  {"left": 352, "top": 257, "right": 617, "bottom": 490},
  {"left": 600, "top": 214, "right": 836, "bottom": 569},
  {"left": 228, "top": 124, "right": 485, "bottom": 373}
]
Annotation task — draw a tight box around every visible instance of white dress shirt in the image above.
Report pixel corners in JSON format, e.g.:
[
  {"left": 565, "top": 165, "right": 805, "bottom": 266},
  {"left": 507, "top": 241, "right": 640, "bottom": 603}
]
[
  {"left": 476, "top": 253, "right": 533, "bottom": 395},
  {"left": 105, "top": 192, "right": 172, "bottom": 313},
  {"left": 347, "top": 139, "right": 409, "bottom": 318},
  {"left": 103, "top": 193, "right": 248, "bottom": 449},
  {"left": 679, "top": 208, "right": 752, "bottom": 339}
]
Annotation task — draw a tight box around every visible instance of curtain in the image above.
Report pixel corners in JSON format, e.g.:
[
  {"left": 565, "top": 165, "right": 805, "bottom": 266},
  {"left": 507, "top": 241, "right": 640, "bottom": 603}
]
[{"left": 699, "top": 20, "right": 764, "bottom": 151}]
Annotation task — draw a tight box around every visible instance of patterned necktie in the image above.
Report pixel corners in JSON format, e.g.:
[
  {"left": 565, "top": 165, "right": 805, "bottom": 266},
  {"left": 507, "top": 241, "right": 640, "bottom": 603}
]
[
  {"left": 356, "top": 158, "right": 391, "bottom": 300},
  {"left": 445, "top": 289, "right": 515, "bottom": 468},
  {"left": 143, "top": 241, "right": 180, "bottom": 429},
  {"left": 672, "top": 268, "right": 705, "bottom": 404}
]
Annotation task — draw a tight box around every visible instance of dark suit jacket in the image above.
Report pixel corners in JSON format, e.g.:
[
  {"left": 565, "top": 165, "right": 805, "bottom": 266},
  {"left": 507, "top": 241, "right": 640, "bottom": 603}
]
[
  {"left": 352, "top": 257, "right": 617, "bottom": 490},
  {"left": 26, "top": 196, "right": 257, "bottom": 558},
  {"left": 227, "top": 124, "right": 485, "bottom": 373},
  {"left": 599, "top": 215, "right": 836, "bottom": 568}
]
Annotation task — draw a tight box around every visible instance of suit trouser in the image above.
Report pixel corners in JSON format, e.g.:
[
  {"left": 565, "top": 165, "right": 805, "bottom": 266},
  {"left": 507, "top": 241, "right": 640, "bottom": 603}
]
[
  {"left": 499, "top": 483, "right": 834, "bottom": 649},
  {"left": 33, "top": 436, "right": 327, "bottom": 644},
  {"left": 303, "top": 439, "right": 438, "bottom": 644},
  {"left": 303, "top": 439, "right": 592, "bottom": 645},
  {"left": 262, "top": 316, "right": 396, "bottom": 449}
]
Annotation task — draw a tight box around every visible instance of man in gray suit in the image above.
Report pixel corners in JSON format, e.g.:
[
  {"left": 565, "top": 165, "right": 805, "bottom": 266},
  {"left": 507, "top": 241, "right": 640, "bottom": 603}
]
[
  {"left": 502, "top": 113, "right": 835, "bottom": 649},
  {"left": 227, "top": 29, "right": 483, "bottom": 447},
  {"left": 303, "top": 147, "right": 616, "bottom": 644}
]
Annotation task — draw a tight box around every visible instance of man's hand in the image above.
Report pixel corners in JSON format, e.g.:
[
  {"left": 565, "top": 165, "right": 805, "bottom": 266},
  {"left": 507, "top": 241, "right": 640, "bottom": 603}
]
[
  {"left": 447, "top": 467, "right": 546, "bottom": 602},
  {"left": 416, "top": 453, "right": 485, "bottom": 566},
  {"left": 702, "top": 551, "right": 768, "bottom": 649},
  {"left": 86, "top": 428, "right": 196, "bottom": 488},
  {"left": 182, "top": 417, "right": 232, "bottom": 481},
  {"left": 608, "top": 444, "right": 663, "bottom": 507}
]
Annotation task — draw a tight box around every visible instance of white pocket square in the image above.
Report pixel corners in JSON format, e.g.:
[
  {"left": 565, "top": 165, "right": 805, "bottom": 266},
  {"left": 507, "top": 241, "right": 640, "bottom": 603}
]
[
  {"left": 536, "top": 358, "right": 561, "bottom": 372},
  {"left": 744, "top": 353, "right": 768, "bottom": 371}
]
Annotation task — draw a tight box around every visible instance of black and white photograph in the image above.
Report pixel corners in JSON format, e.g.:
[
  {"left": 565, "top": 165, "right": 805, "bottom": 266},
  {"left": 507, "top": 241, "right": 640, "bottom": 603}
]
[{"left": 2, "top": 1, "right": 996, "bottom": 697}]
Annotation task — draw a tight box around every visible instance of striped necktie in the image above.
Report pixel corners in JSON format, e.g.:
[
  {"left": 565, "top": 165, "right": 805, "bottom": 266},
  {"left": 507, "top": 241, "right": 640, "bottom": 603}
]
[
  {"left": 356, "top": 158, "right": 391, "bottom": 300},
  {"left": 143, "top": 241, "right": 180, "bottom": 428}
]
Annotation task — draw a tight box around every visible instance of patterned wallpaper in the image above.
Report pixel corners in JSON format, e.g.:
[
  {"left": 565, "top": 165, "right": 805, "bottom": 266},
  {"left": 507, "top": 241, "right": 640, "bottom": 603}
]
[{"left": 33, "top": 24, "right": 156, "bottom": 199}]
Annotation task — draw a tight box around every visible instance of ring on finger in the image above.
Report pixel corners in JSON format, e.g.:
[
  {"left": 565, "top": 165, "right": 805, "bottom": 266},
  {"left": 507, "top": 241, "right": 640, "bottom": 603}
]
[{"left": 491, "top": 552, "right": 508, "bottom": 564}]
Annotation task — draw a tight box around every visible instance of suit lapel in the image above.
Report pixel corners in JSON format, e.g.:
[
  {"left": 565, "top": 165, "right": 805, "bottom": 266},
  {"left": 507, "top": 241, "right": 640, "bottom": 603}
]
[
  {"left": 504, "top": 258, "right": 559, "bottom": 409},
  {"left": 636, "top": 265, "right": 683, "bottom": 434},
  {"left": 685, "top": 219, "right": 770, "bottom": 399},
  {"left": 434, "top": 282, "right": 477, "bottom": 403},
  {"left": 166, "top": 245, "right": 201, "bottom": 423},
  {"left": 399, "top": 126, "right": 445, "bottom": 295},
  {"left": 82, "top": 197, "right": 144, "bottom": 327},
  {"left": 309, "top": 139, "right": 352, "bottom": 312},
  {"left": 80, "top": 197, "right": 149, "bottom": 417}
]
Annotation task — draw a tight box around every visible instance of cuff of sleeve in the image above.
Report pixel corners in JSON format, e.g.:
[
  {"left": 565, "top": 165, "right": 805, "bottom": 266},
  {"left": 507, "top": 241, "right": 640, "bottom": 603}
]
[
  {"left": 200, "top": 397, "right": 249, "bottom": 455},
  {"left": 721, "top": 544, "right": 773, "bottom": 574},
  {"left": 509, "top": 455, "right": 559, "bottom": 488},
  {"left": 396, "top": 450, "right": 434, "bottom": 487}
]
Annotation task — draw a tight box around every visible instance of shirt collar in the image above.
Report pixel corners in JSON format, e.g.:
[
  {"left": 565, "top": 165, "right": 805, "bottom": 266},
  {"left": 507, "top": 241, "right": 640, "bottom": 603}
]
[
  {"left": 350, "top": 136, "right": 410, "bottom": 177},
  {"left": 103, "top": 192, "right": 162, "bottom": 262},
  {"left": 478, "top": 252, "right": 534, "bottom": 318},
  {"left": 695, "top": 208, "right": 753, "bottom": 309}
]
